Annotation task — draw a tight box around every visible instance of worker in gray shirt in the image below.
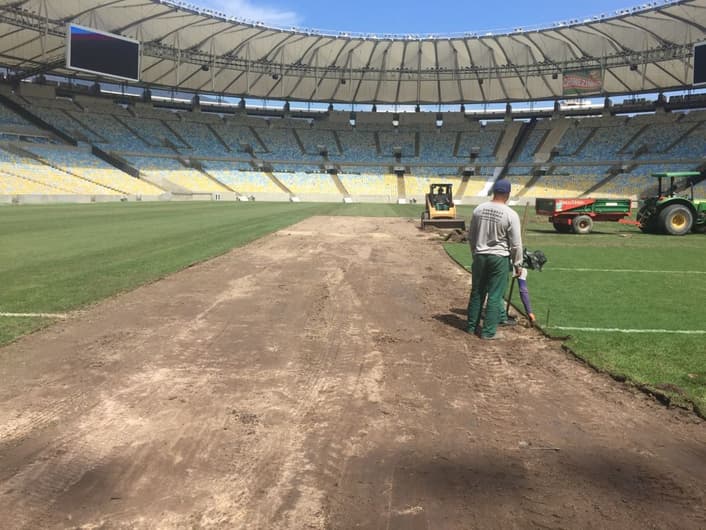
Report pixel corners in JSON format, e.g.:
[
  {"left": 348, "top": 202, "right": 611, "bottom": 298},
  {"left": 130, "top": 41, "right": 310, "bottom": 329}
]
[{"left": 467, "top": 179, "right": 523, "bottom": 340}]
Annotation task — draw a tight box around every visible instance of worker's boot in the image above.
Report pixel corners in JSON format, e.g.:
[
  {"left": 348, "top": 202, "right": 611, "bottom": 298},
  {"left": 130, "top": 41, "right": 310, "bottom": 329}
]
[{"left": 499, "top": 315, "right": 517, "bottom": 327}]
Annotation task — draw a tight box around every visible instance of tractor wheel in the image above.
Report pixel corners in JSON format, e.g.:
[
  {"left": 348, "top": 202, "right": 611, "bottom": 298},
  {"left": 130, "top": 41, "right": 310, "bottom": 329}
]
[
  {"left": 552, "top": 221, "right": 572, "bottom": 233},
  {"left": 659, "top": 204, "right": 693, "bottom": 236},
  {"left": 572, "top": 215, "right": 594, "bottom": 235}
]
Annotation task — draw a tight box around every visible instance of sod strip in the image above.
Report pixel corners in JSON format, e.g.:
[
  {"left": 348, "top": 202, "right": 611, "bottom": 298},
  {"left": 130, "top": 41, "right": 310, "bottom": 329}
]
[
  {"left": 553, "top": 326, "right": 706, "bottom": 334},
  {"left": 549, "top": 268, "right": 706, "bottom": 274},
  {"left": 0, "top": 312, "right": 68, "bottom": 319}
]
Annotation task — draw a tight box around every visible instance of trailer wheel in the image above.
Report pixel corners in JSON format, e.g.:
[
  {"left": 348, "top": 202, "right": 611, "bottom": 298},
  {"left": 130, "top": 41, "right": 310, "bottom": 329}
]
[
  {"left": 659, "top": 204, "right": 693, "bottom": 236},
  {"left": 552, "top": 221, "right": 572, "bottom": 233},
  {"left": 693, "top": 223, "right": 706, "bottom": 234},
  {"left": 572, "top": 215, "right": 593, "bottom": 234}
]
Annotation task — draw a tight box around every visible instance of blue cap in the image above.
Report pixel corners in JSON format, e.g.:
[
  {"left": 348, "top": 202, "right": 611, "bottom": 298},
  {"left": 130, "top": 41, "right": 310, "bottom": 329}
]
[{"left": 492, "top": 179, "right": 511, "bottom": 194}]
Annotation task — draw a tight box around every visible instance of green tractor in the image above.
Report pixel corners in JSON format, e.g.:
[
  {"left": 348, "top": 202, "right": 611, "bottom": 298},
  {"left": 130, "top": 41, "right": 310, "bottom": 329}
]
[{"left": 636, "top": 172, "right": 706, "bottom": 235}]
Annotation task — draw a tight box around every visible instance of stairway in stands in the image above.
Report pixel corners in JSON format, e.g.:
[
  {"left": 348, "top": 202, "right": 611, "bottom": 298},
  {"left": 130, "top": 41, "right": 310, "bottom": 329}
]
[{"left": 396, "top": 173, "right": 407, "bottom": 201}]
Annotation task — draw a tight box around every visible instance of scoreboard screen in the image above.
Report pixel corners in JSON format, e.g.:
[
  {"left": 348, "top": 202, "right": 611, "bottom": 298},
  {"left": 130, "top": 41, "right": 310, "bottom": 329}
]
[
  {"left": 66, "top": 24, "right": 140, "bottom": 82},
  {"left": 694, "top": 42, "right": 706, "bottom": 86}
]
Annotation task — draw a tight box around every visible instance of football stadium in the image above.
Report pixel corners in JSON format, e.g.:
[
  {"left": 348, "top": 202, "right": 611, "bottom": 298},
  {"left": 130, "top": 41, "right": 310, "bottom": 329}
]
[{"left": 0, "top": 0, "right": 705, "bottom": 527}]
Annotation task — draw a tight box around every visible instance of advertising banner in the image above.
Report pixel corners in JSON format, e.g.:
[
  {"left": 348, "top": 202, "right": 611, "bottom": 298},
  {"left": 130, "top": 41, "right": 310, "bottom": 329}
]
[{"left": 562, "top": 69, "right": 602, "bottom": 96}]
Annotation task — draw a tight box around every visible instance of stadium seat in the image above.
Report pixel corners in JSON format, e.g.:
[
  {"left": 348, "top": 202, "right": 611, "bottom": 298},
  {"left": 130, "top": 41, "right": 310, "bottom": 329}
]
[
  {"left": 201, "top": 161, "right": 283, "bottom": 194},
  {"left": 0, "top": 147, "right": 117, "bottom": 195},
  {"left": 275, "top": 172, "right": 340, "bottom": 196},
  {"left": 128, "top": 156, "right": 229, "bottom": 193},
  {"left": 27, "top": 146, "right": 163, "bottom": 195},
  {"left": 0, "top": 169, "right": 67, "bottom": 194},
  {"left": 0, "top": 104, "right": 31, "bottom": 126},
  {"left": 338, "top": 173, "right": 397, "bottom": 198},
  {"left": 5, "top": 93, "right": 706, "bottom": 202}
]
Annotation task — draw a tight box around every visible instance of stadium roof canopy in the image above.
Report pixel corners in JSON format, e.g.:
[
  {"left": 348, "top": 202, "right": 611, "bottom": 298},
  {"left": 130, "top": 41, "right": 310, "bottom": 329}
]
[{"left": 0, "top": 0, "right": 705, "bottom": 104}]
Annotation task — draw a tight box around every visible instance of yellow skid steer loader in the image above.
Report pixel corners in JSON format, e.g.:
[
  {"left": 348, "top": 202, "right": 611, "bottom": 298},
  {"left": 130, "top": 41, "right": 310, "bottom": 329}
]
[{"left": 420, "top": 183, "right": 466, "bottom": 230}]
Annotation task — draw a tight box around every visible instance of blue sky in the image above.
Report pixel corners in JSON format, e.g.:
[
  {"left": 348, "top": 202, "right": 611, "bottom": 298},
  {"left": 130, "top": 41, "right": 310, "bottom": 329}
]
[{"left": 202, "top": 0, "right": 651, "bottom": 33}]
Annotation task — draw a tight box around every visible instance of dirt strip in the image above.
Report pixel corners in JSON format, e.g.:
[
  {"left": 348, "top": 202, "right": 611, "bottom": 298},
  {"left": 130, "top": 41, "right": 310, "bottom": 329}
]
[{"left": 0, "top": 216, "right": 704, "bottom": 529}]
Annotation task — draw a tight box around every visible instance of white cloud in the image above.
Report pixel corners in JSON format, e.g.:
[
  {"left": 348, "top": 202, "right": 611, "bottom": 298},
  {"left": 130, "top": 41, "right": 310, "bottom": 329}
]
[{"left": 206, "top": 0, "right": 302, "bottom": 27}]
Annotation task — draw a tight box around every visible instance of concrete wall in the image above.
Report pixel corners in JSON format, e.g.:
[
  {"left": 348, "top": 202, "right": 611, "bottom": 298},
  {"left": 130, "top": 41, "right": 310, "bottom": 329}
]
[
  {"left": 294, "top": 193, "right": 343, "bottom": 203},
  {"left": 16, "top": 83, "right": 56, "bottom": 99},
  {"left": 348, "top": 195, "right": 398, "bottom": 203},
  {"left": 0, "top": 193, "right": 538, "bottom": 206},
  {"left": 239, "top": 192, "right": 290, "bottom": 202},
  {"left": 170, "top": 192, "right": 239, "bottom": 202},
  {"left": 0, "top": 194, "right": 170, "bottom": 205}
]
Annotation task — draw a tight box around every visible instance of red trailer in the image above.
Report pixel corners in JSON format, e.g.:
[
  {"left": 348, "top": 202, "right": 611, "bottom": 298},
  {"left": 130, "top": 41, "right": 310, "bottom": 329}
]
[{"left": 535, "top": 197, "right": 633, "bottom": 234}]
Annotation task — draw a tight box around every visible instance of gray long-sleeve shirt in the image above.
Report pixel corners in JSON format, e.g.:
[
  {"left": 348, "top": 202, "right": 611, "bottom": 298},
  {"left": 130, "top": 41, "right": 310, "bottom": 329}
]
[{"left": 468, "top": 201, "right": 523, "bottom": 267}]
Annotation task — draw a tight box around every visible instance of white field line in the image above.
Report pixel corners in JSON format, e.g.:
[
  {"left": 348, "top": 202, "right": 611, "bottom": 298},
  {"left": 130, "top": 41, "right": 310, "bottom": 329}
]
[
  {"left": 0, "top": 312, "right": 68, "bottom": 319},
  {"left": 549, "top": 267, "right": 706, "bottom": 274},
  {"left": 462, "top": 266, "right": 706, "bottom": 274},
  {"left": 553, "top": 326, "right": 706, "bottom": 335}
]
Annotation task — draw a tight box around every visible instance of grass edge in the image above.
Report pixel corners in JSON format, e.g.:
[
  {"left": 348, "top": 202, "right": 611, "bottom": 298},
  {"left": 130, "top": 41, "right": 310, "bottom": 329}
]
[{"left": 442, "top": 242, "right": 705, "bottom": 420}]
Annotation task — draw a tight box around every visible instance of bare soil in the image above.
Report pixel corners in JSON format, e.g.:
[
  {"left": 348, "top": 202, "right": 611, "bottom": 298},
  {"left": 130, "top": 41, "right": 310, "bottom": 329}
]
[{"left": 1, "top": 216, "right": 704, "bottom": 529}]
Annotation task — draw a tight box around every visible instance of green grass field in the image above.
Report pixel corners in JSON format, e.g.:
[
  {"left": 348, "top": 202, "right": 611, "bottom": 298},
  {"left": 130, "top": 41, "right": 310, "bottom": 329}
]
[
  {"left": 0, "top": 201, "right": 424, "bottom": 345},
  {"left": 1, "top": 201, "right": 704, "bottom": 415},
  {"left": 446, "top": 210, "right": 706, "bottom": 415}
]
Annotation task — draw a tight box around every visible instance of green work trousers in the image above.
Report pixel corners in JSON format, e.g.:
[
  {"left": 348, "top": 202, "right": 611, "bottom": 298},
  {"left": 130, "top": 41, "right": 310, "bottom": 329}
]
[{"left": 467, "top": 254, "right": 510, "bottom": 338}]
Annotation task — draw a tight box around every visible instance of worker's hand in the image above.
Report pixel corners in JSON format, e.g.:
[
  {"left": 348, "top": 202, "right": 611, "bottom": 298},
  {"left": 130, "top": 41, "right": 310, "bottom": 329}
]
[{"left": 513, "top": 265, "right": 523, "bottom": 277}]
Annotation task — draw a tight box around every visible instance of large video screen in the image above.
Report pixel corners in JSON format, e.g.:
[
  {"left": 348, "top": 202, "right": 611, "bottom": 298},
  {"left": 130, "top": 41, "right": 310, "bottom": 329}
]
[
  {"left": 694, "top": 42, "right": 706, "bottom": 86},
  {"left": 66, "top": 24, "right": 140, "bottom": 82}
]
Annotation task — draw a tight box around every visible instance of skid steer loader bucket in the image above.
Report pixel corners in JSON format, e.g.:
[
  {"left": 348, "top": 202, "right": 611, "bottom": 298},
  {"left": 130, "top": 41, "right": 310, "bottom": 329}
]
[{"left": 421, "top": 217, "right": 467, "bottom": 230}]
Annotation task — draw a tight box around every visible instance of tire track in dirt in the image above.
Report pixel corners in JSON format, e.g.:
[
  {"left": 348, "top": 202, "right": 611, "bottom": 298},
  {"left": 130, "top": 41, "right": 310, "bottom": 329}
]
[
  {"left": 0, "top": 329, "right": 148, "bottom": 455},
  {"left": 1, "top": 393, "right": 148, "bottom": 528},
  {"left": 230, "top": 235, "right": 393, "bottom": 529},
  {"left": 241, "top": 267, "right": 348, "bottom": 529}
]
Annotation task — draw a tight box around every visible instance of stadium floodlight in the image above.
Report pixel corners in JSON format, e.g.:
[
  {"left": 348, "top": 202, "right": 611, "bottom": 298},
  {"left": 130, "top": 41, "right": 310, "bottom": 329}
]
[{"left": 392, "top": 113, "right": 400, "bottom": 127}]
